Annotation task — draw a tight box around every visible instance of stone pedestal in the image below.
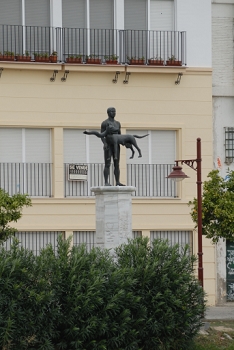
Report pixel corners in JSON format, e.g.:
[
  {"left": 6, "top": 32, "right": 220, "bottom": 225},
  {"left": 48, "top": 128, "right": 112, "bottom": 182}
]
[{"left": 91, "top": 186, "right": 136, "bottom": 252}]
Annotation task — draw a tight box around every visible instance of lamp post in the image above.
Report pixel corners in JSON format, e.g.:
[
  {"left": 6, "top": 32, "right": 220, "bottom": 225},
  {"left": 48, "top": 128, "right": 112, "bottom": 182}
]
[{"left": 167, "top": 138, "right": 203, "bottom": 288}]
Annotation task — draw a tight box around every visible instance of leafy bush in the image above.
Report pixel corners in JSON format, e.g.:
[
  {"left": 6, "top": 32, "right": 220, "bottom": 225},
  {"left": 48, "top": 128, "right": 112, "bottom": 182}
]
[{"left": 0, "top": 236, "right": 206, "bottom": 349}]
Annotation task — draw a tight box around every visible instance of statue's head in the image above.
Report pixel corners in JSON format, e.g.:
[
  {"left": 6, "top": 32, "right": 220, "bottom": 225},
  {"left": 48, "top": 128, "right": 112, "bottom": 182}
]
[{"left": 107, "top": 107, "right": 116, "bottom": 118}]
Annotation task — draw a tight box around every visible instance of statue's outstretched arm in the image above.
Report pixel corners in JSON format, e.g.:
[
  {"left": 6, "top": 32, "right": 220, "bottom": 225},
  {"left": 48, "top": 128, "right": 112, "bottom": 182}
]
[{"left": 83, "top": 129, "right": 107, "bottom": 138}]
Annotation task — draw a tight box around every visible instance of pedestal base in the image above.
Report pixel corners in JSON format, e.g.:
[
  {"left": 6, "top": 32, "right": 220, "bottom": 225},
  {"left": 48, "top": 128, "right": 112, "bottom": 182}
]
[{"left": 91, "top": 186, "right": 136, "bottom": 252}]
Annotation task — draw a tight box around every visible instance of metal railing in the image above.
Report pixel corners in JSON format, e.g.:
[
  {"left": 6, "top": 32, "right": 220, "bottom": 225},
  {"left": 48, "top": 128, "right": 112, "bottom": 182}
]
[
  {"left": 0, "top": 162, "right": 52, "bottom": 197},
  {"left": 127, "top": 164, "right": 177, "bottom": 197},
  {"left": 3, "top": 231, "right": 62, "bottom": 256},
  {"left": 64, "top": 163, "right": 115, "bottom": 197},
  {"left": 0, "top": 24, "right": 187, "bottom": 65},
  {"left": 64, "top": 163, "right": 176, "bottom": 197}
]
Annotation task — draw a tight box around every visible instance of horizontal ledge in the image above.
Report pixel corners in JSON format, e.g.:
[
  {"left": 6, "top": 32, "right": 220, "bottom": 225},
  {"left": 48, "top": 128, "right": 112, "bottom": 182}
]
[
  {"left": 0, "top": 61, "right": 63, "bottom": 71},
  {"left": 0, "top": 61, "right": 212, "bottom": 75}
]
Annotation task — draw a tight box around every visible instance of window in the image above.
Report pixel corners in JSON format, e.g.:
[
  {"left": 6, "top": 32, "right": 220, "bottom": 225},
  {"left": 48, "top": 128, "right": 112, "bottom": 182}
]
[
  {"left": 63, "top": 129, "right": 114, "bottom": 196},
  {"left": 0, "top": 128, "right": 52, "bottom": 196},
  {"left": 126, "top": 130, "right": 176, "bottom": 197},
  {"left": 225, "top": 127, "right": 234, "bottom": 164},
  {"left": 73, "top": 231, "right": 96, "bottom": 252},
  {"left": 150, "top": 230, "right": 192, "bottom": 254},
  {"left": 4, "top": 231, "right": 62, "bottom": 256}
]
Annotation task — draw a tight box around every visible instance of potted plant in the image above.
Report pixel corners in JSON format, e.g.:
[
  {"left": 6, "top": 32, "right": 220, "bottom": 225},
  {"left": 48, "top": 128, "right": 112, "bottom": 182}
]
[
  {"left": 86, "top": 54, "right": 102, "bottom": 64},
  {"left": 104, "top": 54, "right": 119, "bottom": 64},
  {"left": 148, "top": 56, "right": 164, "bottom": 66},
  {"left": 15, "top": 50, "right": 31, "bottom": 62},
  {"left": 34, "top": 52, "right": 50, "bottom": 62},
  {"left": 127, "top": 56, "right": 145, "bottom": 65},
  {"left": 49, "top": 50, "right": 57, "bottom": 63},
  {"left": 166, "top": 55, "right": 182, "bottom": 66},
  {"left": 0, "top": 51, "right": 15, "bottom": 61},
  {"left": 66, "top": 54, "right": 82, "bottom": 64}
]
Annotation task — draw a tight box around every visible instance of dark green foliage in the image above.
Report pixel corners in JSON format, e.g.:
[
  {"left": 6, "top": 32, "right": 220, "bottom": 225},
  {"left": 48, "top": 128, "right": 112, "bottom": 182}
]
[
  {"left": 0, "top": 189, "right": 31, "bottom": 244},
  {"left": 189, "top": 169, "right": 234, "bottom": 243},
  {"left": 0, "top": 236, "right": 205, "bottom": 349}
]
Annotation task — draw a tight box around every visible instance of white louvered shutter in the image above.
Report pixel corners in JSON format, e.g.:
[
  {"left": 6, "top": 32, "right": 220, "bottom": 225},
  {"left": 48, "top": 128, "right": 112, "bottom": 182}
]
[
  {"left": 124, "top": 0, "right": 147, "bottom": 30},
  {"left": 25, "top": 129, "right": 51, "bottom": 163},
  {"left": 150, "top": 0, "right": 174, "bottom": 31},
  {"left": 0, "top": 0, "right": 22, "bottom": 25},
  {"left": 151, "top": 130, "right": 175, "bottom": 164},
  {"left": 90, "top": 0, "right": 113, "bottom": 29},
  {"left": 25, "top": 0, "right": 50, "bottom": 26},
  {"left": 0, "top": 128, "right": 22, "bottom": 162},
  {"left": 64, "top": 129, "right": 87, "bottom": 163},
  {"left": 62, "top": 0, "right": 86, "bottom": 28},
  {"left": 126, "top": 130, "right": 149, "bottom": 164},
  {"left": 89, "top": 131, "right": 105, "bottom": 164}
]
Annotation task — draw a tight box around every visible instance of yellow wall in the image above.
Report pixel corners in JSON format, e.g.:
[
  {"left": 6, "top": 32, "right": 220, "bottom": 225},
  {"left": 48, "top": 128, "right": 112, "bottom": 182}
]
[{"left": 0, "top": 63, "right": 215, "bottom": 304}]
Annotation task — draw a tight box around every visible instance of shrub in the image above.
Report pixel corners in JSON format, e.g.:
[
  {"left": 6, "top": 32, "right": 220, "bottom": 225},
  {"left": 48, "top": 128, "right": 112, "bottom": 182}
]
[{"left": 0, "top": 236, "right": 206, "bottom": 349}]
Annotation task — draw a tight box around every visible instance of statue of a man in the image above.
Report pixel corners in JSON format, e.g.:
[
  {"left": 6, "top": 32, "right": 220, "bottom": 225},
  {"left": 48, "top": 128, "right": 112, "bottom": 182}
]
[{"left": 101, "top": 107, "right": 125, "bottom": 186}]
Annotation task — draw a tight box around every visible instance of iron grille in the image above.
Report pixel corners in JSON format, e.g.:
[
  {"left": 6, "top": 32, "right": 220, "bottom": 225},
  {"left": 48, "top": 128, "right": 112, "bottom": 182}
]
[
  {"left": 73, "top": 231, "right": 96, "bottom": 252},
  {"left": 3, "top": 231, "right": 63, "bottom": 255},
  {"left": 225, "top": 127, "right": 234, "bottom": 164},
  {"left": 150, "top": 230, "right": 193, "bottom": 254}
]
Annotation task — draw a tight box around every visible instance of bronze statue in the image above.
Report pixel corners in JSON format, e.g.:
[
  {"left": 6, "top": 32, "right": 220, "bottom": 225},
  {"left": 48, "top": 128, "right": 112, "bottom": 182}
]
[{"left": 83, "top": 107, "right": 148, "bottom": 186}]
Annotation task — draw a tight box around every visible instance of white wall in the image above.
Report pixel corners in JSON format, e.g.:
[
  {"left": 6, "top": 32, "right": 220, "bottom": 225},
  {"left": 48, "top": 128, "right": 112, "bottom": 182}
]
[{"left": 176, "top": 0, "right": 212, "bottom": 67}]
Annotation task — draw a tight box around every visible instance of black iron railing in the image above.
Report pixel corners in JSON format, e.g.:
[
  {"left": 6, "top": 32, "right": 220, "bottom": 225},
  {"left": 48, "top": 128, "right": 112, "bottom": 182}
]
[
  {"left": 0, "top": 24, "right": 187, "bottom": 65},
  {"left": 127, "top": 164, "right": 177, "bottom": 197},
  {"left": 0, "top": 163, "right": 52, "bottom": 197}
]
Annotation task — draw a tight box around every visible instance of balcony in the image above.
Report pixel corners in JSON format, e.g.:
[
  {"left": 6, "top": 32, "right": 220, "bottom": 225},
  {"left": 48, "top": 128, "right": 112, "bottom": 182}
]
[
  {"left": 0, "top": 25, "right": 186, "bottom": 66},
  {"left": 0, "top": 162, "right": 176, "bottom": 198}
]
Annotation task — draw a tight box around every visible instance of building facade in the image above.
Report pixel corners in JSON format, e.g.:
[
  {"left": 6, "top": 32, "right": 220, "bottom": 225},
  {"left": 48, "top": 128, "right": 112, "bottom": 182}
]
[
  {"left": 212, "top": 0, "right": 234, "bottom": 304},
  {"left": 0, "top": 0, "right": 215, "bottom": 304}
]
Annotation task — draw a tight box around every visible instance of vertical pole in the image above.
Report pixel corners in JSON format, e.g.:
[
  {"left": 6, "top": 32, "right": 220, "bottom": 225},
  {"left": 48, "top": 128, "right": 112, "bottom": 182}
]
[{"left": 196, "top": 138, "right": 203, "bottom": 287}]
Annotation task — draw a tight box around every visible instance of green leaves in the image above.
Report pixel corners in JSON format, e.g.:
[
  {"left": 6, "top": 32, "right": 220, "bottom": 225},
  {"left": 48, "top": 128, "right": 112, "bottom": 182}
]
[
  {"left": 0, "top": 189, "right": 31, "bottom": 244},
  {"left": 189, "top": 170, "right": 234, "bottom": 243},
  {"left": 0, "top": 237, "right": 205, "bottom": 349}
]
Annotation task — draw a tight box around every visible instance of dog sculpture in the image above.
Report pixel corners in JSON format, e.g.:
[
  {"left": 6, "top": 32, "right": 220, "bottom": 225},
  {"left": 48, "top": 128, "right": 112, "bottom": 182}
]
[{"left": 83, "top": 125, "right": 149, "bottom": 160}]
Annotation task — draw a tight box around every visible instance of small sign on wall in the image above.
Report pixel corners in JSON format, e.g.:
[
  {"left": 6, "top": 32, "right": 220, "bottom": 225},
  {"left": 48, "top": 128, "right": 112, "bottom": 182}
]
[{"left": 68, "top": 164, "right": 88, "bottom": 181}]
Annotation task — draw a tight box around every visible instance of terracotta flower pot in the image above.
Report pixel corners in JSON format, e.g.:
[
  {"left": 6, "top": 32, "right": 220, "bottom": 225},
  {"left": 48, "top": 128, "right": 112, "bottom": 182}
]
[
  {"left": 15, "top": 56, "right": 31, "bottom": 62},
  {"left": 49, "top": 55, "right": 57, "bottom": 63},
  {"left": 129, "top": 59, "right": 145, "bottom": 65},
  {"left": 148, "top": 59, "right": 164, "bottom": 66},
  {"left": 0, "top": 55, "right": 15, "bottom": 61},
  {"left": 66, "top": 57, "right": 82, "bottom": 64},
  {"left": 105, "top": 60, "right": 118, "bottom": 65},
  {"left": 166, "top": 60, "right": 182, "bottom": 66},
  {"left": 34, "top": 56, "right": 50, "bottom": 63},
  {"left": 86, "top": 58, "right": 102, "bottom": 64}
]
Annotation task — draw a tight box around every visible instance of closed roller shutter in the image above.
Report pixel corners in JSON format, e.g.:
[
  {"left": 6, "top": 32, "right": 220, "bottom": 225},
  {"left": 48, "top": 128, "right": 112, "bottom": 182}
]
[
  {"left": 150, "top": 1, "right": 174, "bottom": 60},
  {"left": 62, "top": 0, "right": 86, "bottom": 28},
  {"left": 64, "top": 129, "right": 87, "bottom": 163},
  {"left": 151, "top": 130, "right": 175, "bottom": 164},
  {"left": 150, "top": 0, "right": 174, "bottom": 31},
  {"left": 90, "top": 0, "right": 113, "bottom": 29},
  {"left": 0, "top": 128, "right": 22, "bottom": 162},
  {"left": 124, "top": 0, "right": 147, "bottom": 30},
  {"left": 0, "top": 0, "right": 22, "bottom": 25},
  {"left": 25, "top": 128, "right": 51, "bottom": 163},
  {"left": 25, "top": 0, "right": 50, "bottom": 27}
]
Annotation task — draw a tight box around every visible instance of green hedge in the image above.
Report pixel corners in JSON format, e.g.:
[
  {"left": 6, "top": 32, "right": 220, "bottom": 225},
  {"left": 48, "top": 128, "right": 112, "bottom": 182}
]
[{"left": 0, "top": 237, "right": 206, "bottom": 350}]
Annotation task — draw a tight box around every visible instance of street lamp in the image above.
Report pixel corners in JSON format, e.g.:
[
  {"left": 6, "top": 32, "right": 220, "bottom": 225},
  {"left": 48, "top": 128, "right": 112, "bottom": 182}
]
[{"left": 167, "top": 138, "right": 203, "bottom": 288}]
